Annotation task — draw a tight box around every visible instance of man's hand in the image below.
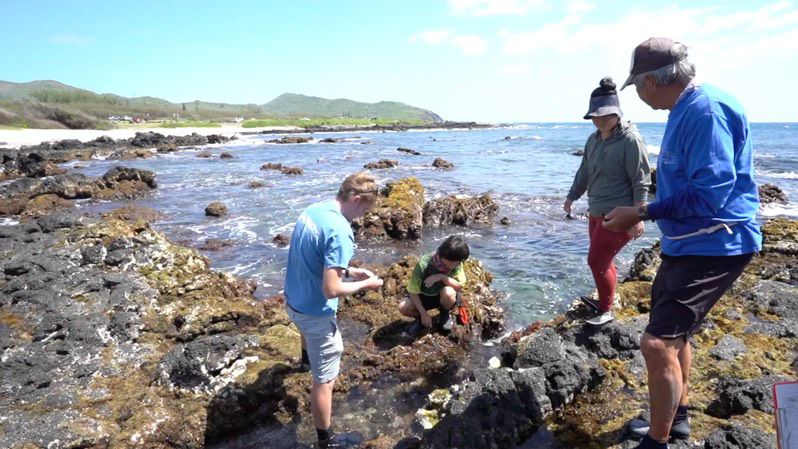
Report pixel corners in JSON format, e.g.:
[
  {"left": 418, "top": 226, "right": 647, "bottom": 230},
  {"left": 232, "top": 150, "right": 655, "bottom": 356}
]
[
  {"left": 603, "top": 206, "right": 640, "bottom": 232},
  {"left": 424, "top": 273, "right": 446, "bottom": 288},
  {"left": 349, "top": 267, "right": 375, "bottom": 281},
  {"left": 420, "top": 311, "right": 433, "bottom": 328},
  {"left": 563, "top": 199, "right": 573, "bottom": 214},
  {"left": 365, "top": 275, "right": 383, "bottom": 290}
]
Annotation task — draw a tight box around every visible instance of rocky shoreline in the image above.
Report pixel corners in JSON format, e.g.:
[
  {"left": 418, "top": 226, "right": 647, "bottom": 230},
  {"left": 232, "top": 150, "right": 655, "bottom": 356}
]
[{"left": 0, "top": 134, "right": 795, "bottom": 448}]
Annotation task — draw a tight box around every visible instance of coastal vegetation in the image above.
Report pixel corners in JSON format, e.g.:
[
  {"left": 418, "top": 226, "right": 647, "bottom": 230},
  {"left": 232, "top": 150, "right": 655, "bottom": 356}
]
[{"left": 0, "top": 80, "right": 443, "bottom": 129}]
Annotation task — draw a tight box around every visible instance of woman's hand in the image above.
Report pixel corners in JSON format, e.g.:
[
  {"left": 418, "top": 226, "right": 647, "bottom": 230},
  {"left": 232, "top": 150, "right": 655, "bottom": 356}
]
[
  {"left": 629, "top": 221, "right": 645, "bottom": 239},
  {"left": 563, "top": 199, "right": 573, "bottom": 214}
]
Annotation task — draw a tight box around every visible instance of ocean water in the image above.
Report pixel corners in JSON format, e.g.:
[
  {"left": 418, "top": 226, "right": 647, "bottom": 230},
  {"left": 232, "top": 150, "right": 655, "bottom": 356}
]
[{"left": 65, "top": 122, "right": 798, "bottom": 330}]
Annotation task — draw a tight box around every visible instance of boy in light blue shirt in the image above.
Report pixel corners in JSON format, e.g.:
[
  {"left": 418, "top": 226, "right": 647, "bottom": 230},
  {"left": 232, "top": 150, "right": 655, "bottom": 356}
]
[{"left": 284, "top": 172, "right": 383, "bottom": 449}]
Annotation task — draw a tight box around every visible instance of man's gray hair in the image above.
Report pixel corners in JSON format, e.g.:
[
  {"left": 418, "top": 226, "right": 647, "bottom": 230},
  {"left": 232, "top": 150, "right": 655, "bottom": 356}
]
[{"left": 633, "top": 42, "right": 696, "bottom": 87}]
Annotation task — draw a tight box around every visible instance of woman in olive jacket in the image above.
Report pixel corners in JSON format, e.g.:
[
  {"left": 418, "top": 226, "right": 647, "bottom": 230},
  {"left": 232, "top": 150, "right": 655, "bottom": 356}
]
[{"left": 564, "top": 77, "right": 651, "bottom": 326}]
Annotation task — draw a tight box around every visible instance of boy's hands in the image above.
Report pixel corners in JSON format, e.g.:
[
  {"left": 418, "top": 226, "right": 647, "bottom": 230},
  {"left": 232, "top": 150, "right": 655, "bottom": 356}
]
[
  {"left": 423, "top": 273, "right": 447, "bottom": 288},
  {"left": 420, "top": 310, "right": 433, "bottom": 328}
]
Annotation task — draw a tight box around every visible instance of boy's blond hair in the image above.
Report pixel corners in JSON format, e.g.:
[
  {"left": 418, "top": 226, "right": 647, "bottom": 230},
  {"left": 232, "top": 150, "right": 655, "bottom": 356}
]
[{"left": 337, "top": 172, "right": 378, "bottom": 203}]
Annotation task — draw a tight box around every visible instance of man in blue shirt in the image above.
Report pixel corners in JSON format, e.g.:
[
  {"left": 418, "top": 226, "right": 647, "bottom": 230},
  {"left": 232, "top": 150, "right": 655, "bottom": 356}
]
[
  {"left": 284, "top": 172, "right": 384, "bottom": 449},
  {"left": 604, "top": 38, "right": 762, "bottom": 449}
]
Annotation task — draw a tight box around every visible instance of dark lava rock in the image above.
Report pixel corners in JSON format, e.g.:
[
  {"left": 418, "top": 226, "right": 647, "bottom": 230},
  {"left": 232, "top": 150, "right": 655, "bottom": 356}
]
[
  {"left": 272, "top": 233, "right": 290, "bottom": 247},
  {"left": 205, "top": 202, "right": 228, "bottom": 217},
  {"left": 198, "top": 238, "right": 234, "bottom": 251},
  {"left": 500, "top": 216, "right": 511, "bottom": 225},
  {"left": 423, "top": 368, "right": 545, "bottom": 449},
  {"left": 197, "top": 150, "right": 213, "bottom": 158},
  {"left": 703, "top": 423, "right": 777, "bottom": 449},
  {"left": 706, "top": 375, "right": 787, "bottom": 418},
  {"left": 260, "top": 163, "right": 283, "bottom": 171},
  {"left": 397, "top": 147, "right": 422, "bottom": 155},
  {"left": 432, "top": 157, "right": 454, "bottom": 170},
  {"left": 248, "top": 180, "right": 267, "bottom": 189},
  {"left": 759, "top": 183, "right": 788, "bottom": 204},
  {"left": 571, "top": 149, "right": 585, "bottom": 156},
  {"left": 709, "top": 335, "right": 747, "bottom": 361},
  {"left": 269, "top": 136, "right": 311, "bottom": 144},
  {"left": 158, "top": 334, "right": 257, "bottom": 390},
  {"left": 743, "top": 280, "right": 798, "bottom": 329},
  {"left": 280, "top": 166, "right": 303, "bottom": 175},
  {"left": 513, "top": 327, "right": 604, "bottom": 409},
  {"left": 220, "top": 152, "right": 234, "bottom": 159},
  {"left": 364, "top": 159, "right": 399, "bottom": 170}
]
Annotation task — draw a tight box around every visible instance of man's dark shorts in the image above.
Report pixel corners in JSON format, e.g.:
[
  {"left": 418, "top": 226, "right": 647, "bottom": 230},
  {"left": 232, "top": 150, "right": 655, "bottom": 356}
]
[{"left": 647, "top": 252, "right": 753, "bottom": 340}]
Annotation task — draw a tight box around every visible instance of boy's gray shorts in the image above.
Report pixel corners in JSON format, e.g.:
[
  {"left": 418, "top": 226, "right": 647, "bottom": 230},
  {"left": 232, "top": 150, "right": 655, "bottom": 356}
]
[{"left": 286, "top": 305, "right": 344, "bottom": 384}]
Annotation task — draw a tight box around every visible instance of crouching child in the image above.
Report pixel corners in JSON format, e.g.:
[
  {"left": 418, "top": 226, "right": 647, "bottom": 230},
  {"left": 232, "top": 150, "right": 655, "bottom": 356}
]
[{"left": 399, "top": 235, "right": 469, "bottom": 334}]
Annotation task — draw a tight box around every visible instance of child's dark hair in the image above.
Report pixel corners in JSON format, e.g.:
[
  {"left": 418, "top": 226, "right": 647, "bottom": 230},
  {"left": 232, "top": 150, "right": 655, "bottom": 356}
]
[{"left": 437, "top": 235, "right": 470, "bottom": 262}]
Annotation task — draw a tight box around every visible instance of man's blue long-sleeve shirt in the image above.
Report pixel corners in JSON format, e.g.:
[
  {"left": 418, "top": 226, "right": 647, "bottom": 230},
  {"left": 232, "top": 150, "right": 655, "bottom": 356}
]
[{"left": 646, "top": 84, "right": 762, "bottom": 256}]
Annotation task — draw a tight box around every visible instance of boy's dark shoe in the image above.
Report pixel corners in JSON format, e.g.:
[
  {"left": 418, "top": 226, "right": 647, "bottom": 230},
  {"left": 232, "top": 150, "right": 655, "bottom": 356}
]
[
  {"left": 438, "top": 309, "right": 454, "bottom": 331},
  {"left": 406, "top": 319, "right": 424, "bottom": 336},
  {"left": 319, "top": 431, "right": 363, "bottom": 449},
  {"left": 578, "top": 295, "right": 600, "bottom": 312}
]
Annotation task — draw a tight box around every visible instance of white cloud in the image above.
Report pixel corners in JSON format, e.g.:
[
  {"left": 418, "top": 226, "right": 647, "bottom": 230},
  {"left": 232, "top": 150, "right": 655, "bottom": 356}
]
[
  {"left": 49, "top": 34, "right": 93, "bottom": 45},
  {"left": 410, "top": 30, "right": 487, "bottom": 56},
  {"left": 449, "top": 0, "right": 546, "bottom": 16},
  {"left": 451, "top": 34, "right": 488, "bottom": 55},
  {"left": 409, "top": 29, "right": 452, "bottom": 45},
  {"left": 500, "top": 2, "right": 798, "bottom": 58},
  {"left": 499, "top": 64, "right": 532, "bottom": 75}
]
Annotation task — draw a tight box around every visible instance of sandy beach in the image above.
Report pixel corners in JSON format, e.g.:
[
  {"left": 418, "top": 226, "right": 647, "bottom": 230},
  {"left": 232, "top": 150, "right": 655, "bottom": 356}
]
[{"left": 0, "top": 125, "right": 299, "bottom": 149}]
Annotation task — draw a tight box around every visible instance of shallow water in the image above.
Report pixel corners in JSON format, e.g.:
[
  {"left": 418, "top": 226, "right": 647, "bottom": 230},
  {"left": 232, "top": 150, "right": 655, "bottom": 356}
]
[{"left": 69, "top": 123, "right": 798, "bottom": 329}]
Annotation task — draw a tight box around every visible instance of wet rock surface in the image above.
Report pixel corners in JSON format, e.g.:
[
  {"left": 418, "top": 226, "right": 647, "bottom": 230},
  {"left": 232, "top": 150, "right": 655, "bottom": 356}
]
[
  {"left": 364, "top": 159, "right": 399, "bottom": 169},
  {"left": 431, "top": 157, "right": 454, "bottom": 170},
  {"left": 0, "top": 167, "right": 157, "bottom": 217},
  {"left": 353, "top": 177, "right": 425, "bottom": 240},
  {"left": 759, "top": 183, "right": 788, "bottom": 204},
  {"left": 1, "top": 133, "right": 232, "bottom": 182},
  {"left": 205, "top": 201, "right": 229, "bottom": 217},
  {"left": 423, "top": 194, "right": 498, "bottom": 228}
]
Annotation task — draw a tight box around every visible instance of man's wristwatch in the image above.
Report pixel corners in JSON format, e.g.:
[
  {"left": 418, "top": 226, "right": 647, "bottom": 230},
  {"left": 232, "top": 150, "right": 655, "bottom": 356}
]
[{"left": 637, "top": 205, "right": 650, "bottom": 222}]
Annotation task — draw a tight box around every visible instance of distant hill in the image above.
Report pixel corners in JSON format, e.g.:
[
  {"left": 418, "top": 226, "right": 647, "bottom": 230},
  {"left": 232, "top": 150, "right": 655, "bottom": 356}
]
[
  {"left": 0, "top": 80, "right": 443, "bottom": 129},
  {"left": 264, "top": 93, "right": 442, "bottom": 123}
]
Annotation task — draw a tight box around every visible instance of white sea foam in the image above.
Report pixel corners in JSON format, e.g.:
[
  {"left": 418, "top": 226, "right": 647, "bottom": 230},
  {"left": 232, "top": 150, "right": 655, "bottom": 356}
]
[
  {"left": 531, "top": 135, "right": 543, "bottom": 141},
  {"left": 764, "top": 171, "right": 798, "bottom": 180},
  {"left": 761, "top": 203, "right": 798, "bottom": 218},
  {"left": 647, "top": 144, "right": 660, "bottom": 155},
  {"left": 0, "top": 218, "right": 19, "bottom": 226}
]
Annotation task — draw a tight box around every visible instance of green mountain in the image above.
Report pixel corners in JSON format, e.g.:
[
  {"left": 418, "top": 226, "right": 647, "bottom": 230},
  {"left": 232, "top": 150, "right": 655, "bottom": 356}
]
[
  {"left": 264, "top": 93, "right": 442, "bottom": 123},
  {"left": 0, "top": 80, "right": 443, "bottom": 129}
]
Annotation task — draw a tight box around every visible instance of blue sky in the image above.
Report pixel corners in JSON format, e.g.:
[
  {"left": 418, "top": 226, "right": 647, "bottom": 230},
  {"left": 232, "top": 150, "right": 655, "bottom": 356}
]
[{"left": 2, "top": 0, "right": 797, "bottom": 122}]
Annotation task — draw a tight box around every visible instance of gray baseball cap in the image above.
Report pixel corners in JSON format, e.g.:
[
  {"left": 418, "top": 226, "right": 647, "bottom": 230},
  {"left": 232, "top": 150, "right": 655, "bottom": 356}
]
[{"left": 620, "top": 37, "right": 687, "bottom": 90}]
